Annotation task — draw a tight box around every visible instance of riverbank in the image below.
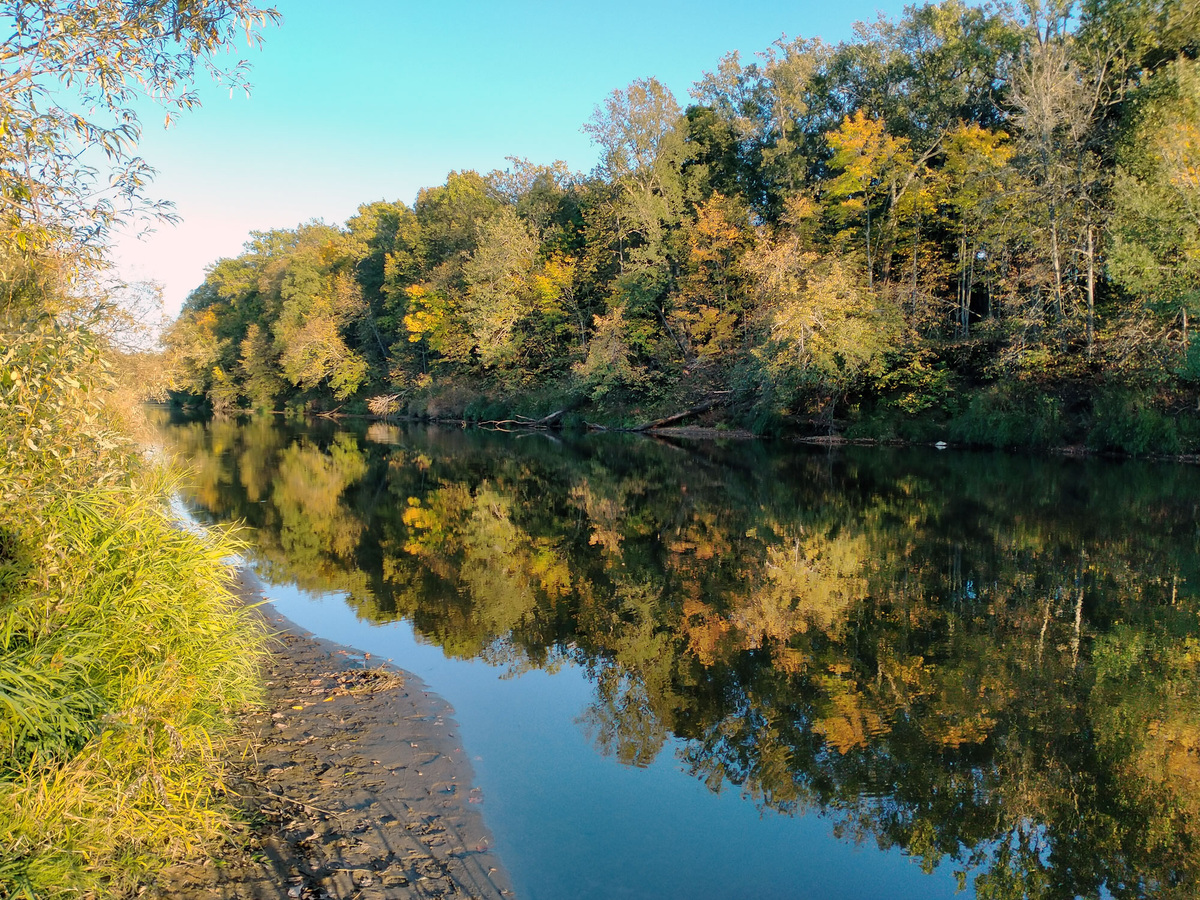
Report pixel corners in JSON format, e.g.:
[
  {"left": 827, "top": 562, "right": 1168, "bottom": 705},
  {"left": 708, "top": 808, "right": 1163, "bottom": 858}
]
[
  {"left": 194, "top": 390, "right": 1200, "bottom": 464},
  {"left": 151, "top": 571, "right": 514, "bottom": 900}
]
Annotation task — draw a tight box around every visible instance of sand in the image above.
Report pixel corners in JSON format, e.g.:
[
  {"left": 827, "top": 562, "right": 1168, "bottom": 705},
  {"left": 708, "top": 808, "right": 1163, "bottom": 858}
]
[{"left": 151, "top": 573, "right": 515, "bottom": 900}]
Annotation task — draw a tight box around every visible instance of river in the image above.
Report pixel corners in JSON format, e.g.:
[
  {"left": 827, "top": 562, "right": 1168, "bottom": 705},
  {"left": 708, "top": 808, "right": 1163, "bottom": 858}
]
[{"left": 155, "top": 411, "right": 1200, "bottom": 900}]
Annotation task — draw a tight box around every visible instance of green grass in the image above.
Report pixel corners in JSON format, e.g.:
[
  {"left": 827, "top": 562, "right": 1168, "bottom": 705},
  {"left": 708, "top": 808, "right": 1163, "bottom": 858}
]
[{"left": 1, "top": 318, "right": 266, "bottom": 898}]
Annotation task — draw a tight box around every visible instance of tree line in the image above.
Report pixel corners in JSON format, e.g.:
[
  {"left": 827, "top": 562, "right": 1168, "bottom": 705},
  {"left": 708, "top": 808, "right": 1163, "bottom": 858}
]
[{"left": 166, "top": 0, "right": 1200, "bottom": 449}]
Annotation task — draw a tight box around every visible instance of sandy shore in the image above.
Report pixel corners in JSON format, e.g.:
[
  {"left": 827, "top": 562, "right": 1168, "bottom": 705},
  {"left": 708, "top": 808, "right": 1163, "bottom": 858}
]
[{"left": 151, "top": 572, "right": 515, "bottom": 900}]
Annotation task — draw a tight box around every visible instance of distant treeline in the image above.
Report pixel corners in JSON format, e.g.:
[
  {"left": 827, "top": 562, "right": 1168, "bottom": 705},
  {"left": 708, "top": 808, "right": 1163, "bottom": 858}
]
[{"left": 166, "top": 0, "right": 1200, "bottom": 451}]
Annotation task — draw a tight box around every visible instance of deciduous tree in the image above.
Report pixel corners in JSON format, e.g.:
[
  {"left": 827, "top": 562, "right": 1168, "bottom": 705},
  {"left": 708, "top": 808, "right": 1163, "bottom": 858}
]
[{"left": 0, "top": 0, "right": 279, "bottom": 261}]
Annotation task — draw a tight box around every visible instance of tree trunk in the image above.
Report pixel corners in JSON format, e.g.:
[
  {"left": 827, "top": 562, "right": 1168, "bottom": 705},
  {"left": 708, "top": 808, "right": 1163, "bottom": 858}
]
[
  {"left": 910, "top": 217, "right": 920, "bottom": 322},
  {"left": 1050, "top": 212, "right": 1064, "bottom": 324},
  {"left": 631, "top": 395, "right": 729, "bottom": 432},
  {"left": 1086, "top": 224, "right": 1096, "bottom": 357},
  {"left": 865, "top": 201, "right": 873, "bottom": 292},
  {"left": 964, "top": 239, "right": 975, "bottom": 338},
  {"left": 959, "top": 232, "right": 969, "bottom": 338}
]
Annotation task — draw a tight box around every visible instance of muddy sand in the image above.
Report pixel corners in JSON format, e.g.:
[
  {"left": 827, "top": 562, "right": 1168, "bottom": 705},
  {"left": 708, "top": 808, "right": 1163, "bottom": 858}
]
[{"left": 152, "top": 573, "right": 514, "bottom": 900}]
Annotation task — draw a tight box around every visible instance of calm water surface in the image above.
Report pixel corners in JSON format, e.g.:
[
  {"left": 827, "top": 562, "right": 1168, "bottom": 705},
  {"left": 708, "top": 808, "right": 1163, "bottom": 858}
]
[{"left": 157, "top": 412, "right": 1200, "bottom": 900}]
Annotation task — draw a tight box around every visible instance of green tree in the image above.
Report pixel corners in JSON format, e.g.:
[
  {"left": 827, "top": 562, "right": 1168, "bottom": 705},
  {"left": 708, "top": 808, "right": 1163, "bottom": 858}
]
[
  {"left": 275, "top": 269, "right": 369, "bottom": 400},
  {"left": 163, "top": 304, "right": 226, "bottom": 402},
  {"left": 580, "top": 78, "right": 694, "bottom": 386},
  {"left": 1108, "top": 58, "right": 1200, "bottom": 375},
  {"left": 344, "top": 200, "right": 417, "bottom": 363},
  {"left": 691, "top": 38, "right": 829, "bottom": 211},
  {"left": 238, "top": 322, "right": 283, "bottom": 409},
  {"left": 414, "top": 170, "right": 500, "bottom": 270},
  {"left": 0, "top": 0, "right": 279, "bottom": 262},
  {"left": 584, "top": 77, "right": 687, "bottom": 306},
  {"left": 462, "top": 207, "right": 540, "bottom": 371},
  {"left": 1004, "top": 19, "right": 1113, "bottom": 362}
]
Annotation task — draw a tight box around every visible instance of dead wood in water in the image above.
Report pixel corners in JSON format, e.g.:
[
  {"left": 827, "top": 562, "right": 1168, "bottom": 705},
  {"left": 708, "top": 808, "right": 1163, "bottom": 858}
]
[
  {"left": 479, "top": 406, "right": 570, "bottom": 430},
  {"left": 630, "top": 394, "right": 730, "bottom": 432}
]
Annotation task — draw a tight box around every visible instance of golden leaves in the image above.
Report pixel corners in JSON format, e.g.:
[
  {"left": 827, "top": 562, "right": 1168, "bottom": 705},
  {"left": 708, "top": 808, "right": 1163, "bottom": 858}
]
[
  {"left": 813, "top": 681, "right": 889, "bottom": 754},
  {"left": 826, "top": 111, "right": 913, "bottom": 204}
]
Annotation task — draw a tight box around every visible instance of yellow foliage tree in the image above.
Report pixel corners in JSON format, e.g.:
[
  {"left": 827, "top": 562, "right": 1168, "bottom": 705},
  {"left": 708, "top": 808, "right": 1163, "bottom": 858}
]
[
  {"left": 672, "top": 193, "right": 753, "bottom": 362},
  {"left": 825, "top": 111, "right": 914, "bottom": 289},
  {"left": 743, "top": 208, "right": 900, "bottom": 415}
]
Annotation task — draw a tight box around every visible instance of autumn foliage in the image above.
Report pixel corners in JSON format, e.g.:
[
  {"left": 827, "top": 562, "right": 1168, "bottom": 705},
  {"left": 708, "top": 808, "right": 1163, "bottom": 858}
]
[{"left": 165, "top": 1, "right": 1200, "bottom": 448}]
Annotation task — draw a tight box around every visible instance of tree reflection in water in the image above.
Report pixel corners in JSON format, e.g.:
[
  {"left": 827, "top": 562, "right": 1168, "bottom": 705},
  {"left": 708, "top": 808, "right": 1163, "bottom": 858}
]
[{"left": 157, "top": 410, "right": 1200, "bottom": 899}]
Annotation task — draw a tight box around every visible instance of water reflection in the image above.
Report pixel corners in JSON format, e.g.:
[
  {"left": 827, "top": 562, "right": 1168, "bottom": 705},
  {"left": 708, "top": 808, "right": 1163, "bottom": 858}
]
[{"left": 157, "top": 410, "right": 1200, "bottom": 898}]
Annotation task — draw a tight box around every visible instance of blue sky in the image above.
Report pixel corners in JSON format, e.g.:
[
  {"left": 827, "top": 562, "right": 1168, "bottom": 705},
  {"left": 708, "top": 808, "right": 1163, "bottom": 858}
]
[{"left": 115, "top": 0, "right": 916, "bottom": 315}]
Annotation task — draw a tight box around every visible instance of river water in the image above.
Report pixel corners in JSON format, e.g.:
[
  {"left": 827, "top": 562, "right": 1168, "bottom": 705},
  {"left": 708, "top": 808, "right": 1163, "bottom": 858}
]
[{"left": 156, "top": 412, "right": 1200, "bottom": 899}]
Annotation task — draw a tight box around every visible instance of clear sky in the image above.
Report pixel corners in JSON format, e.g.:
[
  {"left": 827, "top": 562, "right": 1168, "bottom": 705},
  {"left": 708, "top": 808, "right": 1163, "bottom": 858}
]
[{"left": 113, "top": 0, "right": 916, "bottom": 317}]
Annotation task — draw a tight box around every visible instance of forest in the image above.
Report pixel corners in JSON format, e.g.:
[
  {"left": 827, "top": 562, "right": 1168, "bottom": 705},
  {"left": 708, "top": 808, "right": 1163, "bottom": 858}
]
[
  {"left": 166, "top": 0, "right": 1200, "bottom": 451},
  {"left": 3, "top": 0, "right": 1200, "bottom": 894}
]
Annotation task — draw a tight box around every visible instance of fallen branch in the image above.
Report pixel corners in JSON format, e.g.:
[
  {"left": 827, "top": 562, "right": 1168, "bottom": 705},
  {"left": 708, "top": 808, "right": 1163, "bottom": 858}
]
[
  {"left": 366, "top": 393, "right": 403, "bottom": 417},
  {"left": 253, "top": 787, "right": 344, "bottom": 820},
  {"left": 479, "top": 407, "right": 570, "bottom": 430},
  {"left": 532, "top": 407, "right": 566, "bottom": 427},
  {"left": 630, "top": 394, "right": 730, "bottom": 432}
]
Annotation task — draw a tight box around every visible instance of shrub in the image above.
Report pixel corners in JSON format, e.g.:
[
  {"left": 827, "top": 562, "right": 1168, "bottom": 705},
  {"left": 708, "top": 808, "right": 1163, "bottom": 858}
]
[
  {"left": 1087, "top": 388, "right": 1182, "bottom": 455},
  {"left": 0, "top": 318, "right": 265, "bottom": 897},
  {"left": 948, "top": 385, "right": 1067, "bottom": 449}
]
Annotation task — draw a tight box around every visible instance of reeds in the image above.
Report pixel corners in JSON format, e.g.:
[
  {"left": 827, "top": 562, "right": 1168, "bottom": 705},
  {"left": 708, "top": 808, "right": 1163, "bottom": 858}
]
[{"left": 1, "top": 318, "right": 266, "bottom": 897}]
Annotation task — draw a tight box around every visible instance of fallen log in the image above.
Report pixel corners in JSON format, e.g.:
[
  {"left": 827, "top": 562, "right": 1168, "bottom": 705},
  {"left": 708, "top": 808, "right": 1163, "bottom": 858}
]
[
  {"left": 630, "top": 394, "right": 729, "bottom": 432},
  {"left": 479, "top": 407, "right": 567, "bottom": 430}
]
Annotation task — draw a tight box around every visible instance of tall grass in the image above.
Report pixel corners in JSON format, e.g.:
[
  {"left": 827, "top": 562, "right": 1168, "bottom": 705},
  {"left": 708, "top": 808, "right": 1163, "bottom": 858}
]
[{"left": 1, "top": 317, "right": 265, "bottom": 897}]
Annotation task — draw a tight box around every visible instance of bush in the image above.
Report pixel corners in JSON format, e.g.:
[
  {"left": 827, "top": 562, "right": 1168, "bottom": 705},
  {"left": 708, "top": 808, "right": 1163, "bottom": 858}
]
[
  {"left": 463, "top": 396, "right": 509, "bottom": 422},
  {"left": 948, "top": 385, "right": 1067, "bottom": 449},
  {"left": 844, "top": 405, "right": 947, "bottom": 443},
  {"left": 560, "top": 411, "right": 588, "bottom": 433},
  {"left": 1087, "top": 388, "right": 1182, "bottom": 455}
]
